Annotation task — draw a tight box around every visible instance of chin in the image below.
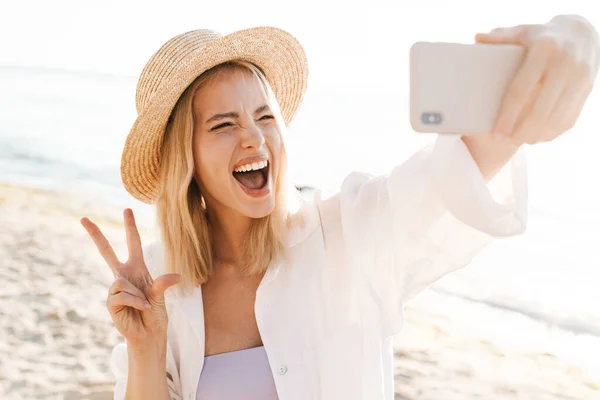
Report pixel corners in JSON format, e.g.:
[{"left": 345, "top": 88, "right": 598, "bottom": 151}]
[{"left": 241, "top": 197, "right": 276, "bottom": 219}]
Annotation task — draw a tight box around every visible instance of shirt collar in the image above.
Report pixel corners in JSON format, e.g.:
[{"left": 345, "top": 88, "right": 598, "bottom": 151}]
[{"left": 282, "top": 189, "right": 321, "bottom": 248}]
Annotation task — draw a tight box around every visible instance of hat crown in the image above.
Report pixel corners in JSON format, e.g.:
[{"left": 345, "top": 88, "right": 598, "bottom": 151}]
[{"left": 135, "top": 29, "right": 223, "bottom": 114}]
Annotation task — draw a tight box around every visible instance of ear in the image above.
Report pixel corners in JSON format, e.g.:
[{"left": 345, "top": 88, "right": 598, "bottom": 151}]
[{"left": 475, "top": 25, "right": 533, "bottom": 45}]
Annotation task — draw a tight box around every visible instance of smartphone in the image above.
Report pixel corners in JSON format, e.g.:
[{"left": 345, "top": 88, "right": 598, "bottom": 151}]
[{"left": 409, "top": 42, "right": 527, "bottom": 135}]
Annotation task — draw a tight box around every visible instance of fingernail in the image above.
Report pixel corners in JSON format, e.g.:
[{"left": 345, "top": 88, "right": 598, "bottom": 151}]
[{"left": 144, "top": 302, "right": 151, "bottom": 309}]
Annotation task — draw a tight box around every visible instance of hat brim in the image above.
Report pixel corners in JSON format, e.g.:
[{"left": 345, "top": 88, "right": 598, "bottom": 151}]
[{"left": 120, "top": 26, "right": 308, "bottom": 204}]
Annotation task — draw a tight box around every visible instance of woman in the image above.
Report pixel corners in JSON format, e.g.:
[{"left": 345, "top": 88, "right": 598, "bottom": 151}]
[{"left": 81, "top": 17, "right": 598, "bottom": 400}]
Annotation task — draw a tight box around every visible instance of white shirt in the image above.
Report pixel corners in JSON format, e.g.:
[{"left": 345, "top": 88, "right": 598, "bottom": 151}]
[{"left": 111, "top": 135, "right": 528, "bottom": 400}]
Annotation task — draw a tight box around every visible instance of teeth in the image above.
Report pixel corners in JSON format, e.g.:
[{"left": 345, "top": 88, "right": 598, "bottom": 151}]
[{"left": 234, "top": 160, "right": 268, "bottom": 173}]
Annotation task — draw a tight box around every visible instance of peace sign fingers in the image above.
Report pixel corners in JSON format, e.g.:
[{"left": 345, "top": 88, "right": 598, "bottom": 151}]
[
  {"left": 81, "top": 208, "right": 149, "bottom": 279},
  {"left": 80, "top": 216, "right": 122, "bottom": 276},
  {"left": 123, "top": 208, "right": 144, "bottom": 262}
]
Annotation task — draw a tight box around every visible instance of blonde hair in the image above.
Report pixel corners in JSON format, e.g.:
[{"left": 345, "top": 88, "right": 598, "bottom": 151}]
[{"left": 156, "top": 60, "right": 296, "bottom": 295}]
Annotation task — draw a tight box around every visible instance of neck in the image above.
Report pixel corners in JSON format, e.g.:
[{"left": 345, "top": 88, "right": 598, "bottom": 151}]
[{"left": 206, "top": 207, "right": 252, "bottom": 268}]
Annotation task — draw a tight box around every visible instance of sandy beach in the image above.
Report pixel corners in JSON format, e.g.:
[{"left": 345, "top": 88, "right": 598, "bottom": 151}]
[{"left": 1, "top": 182, "right": 598, "bottom": 400}]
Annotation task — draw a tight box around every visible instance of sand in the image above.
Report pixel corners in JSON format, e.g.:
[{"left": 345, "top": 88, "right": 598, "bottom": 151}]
[{"left": 1, "top": 182, "right": 598, "bottom": 399}]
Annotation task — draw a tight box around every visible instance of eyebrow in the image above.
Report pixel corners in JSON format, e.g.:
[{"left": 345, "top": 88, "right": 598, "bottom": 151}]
[{"left": 205, "top": 104, "right": 271, "bottom": 124}]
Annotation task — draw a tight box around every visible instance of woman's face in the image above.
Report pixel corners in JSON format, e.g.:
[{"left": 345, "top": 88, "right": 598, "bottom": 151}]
[{"left": 192, "top": 68, "right": 281, "bottom": 220}]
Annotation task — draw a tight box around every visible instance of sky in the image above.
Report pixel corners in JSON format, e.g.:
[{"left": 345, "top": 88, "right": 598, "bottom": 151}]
[{"left": 3, "top": 0, "right": 598, "bottom": 92}]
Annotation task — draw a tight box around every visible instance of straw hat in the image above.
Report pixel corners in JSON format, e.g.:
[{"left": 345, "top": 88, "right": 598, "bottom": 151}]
[{"left": 120, "top": 26, "right": 308, "bottom": 204}]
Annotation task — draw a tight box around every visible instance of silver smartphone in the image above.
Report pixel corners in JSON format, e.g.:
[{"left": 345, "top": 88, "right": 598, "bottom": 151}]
[{"left": 410, "top": 41, "right": 527, "bottom": 135}]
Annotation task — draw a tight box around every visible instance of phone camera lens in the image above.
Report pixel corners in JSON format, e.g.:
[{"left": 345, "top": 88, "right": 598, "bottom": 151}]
[{"left": 422, "top": 112, "right": 442, "bottom": 125}]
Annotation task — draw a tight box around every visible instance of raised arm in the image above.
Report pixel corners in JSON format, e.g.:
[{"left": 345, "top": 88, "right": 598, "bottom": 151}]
[
  {"left": 465, "top": 14, "right": 599, "bottom": 180},
  {"left": 81, "top": 209, "right": 181, "bottom": 399}
]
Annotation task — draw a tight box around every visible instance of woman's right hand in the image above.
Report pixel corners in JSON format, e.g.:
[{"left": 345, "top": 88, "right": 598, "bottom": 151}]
[{"left": 80, "top": 208, "right": 181, "bottom": 348}]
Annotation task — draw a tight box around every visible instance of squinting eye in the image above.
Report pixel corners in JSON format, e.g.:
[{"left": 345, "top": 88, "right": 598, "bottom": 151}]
[
  {"left": 259, "top": 115, "right": 274, "bottom": 121},
  {"left": 211, "top": 122, "right": 232, "bottom": 131}
]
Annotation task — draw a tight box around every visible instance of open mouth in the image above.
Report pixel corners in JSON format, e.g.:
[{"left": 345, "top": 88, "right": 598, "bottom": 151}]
[{"left": 232, "top": 161, "right": 269, "bottom": 191}]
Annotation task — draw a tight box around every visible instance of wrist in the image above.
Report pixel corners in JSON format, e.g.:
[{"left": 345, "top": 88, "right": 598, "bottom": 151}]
[
  {"left": 127, "top": 340, "right": 167, "bottom": 363},
  {"left": 125, "top": 340, "right": 171, "bottom": 399}
]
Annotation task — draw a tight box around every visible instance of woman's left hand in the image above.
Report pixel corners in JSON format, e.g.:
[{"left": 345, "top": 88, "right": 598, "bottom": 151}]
[{"left": 475, "top": 14, "right": 600, "bottom": 145}]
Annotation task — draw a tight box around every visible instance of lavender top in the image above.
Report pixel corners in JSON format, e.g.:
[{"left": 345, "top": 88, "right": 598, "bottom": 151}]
[{"left": 196, "top": 346, "right": 279, "bottom": 399}]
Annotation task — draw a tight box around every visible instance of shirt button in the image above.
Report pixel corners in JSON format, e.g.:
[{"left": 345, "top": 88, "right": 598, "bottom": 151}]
[{"left": 277, "top": 365, "right": 288, "bottom": 375}]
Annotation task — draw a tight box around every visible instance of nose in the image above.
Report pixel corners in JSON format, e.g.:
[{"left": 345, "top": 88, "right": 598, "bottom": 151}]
[{"left": 240, "top": 124, "right": 266, "bottom": 149}]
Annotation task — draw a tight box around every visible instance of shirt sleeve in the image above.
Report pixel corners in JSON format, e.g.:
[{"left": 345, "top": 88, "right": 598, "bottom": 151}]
[
  {"left": 110, "top": 342, "right": 127, "bottom": 399},
  {"left": 335, "top": 134, "right": 528, "bottom": 336},
  {"left": 110, "top": 241, "right": 183, "bottom": 400}
]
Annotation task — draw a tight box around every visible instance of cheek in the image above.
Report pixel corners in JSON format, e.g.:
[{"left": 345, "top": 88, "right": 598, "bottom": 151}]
[
  {"left": 265, "top": 128, "right": 282, "bottom": 154},
  {"left": 194, "top": 136, "right": 232, "bottom": 188}
]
